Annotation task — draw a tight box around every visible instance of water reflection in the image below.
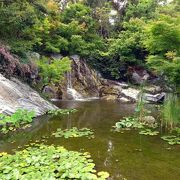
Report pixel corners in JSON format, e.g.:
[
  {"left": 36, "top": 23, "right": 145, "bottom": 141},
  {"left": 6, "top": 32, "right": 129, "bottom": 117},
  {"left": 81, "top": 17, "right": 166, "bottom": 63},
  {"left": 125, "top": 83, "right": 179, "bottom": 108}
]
[{"left": 104, "top": 140, "right": 114, "bottom": 167}]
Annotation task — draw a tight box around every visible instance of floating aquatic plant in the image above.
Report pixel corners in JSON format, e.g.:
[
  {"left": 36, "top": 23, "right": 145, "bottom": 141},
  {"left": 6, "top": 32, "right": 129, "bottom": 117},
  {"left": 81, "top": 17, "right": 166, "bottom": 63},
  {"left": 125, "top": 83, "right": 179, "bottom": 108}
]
[
  {"left": 52, "top": 127, "right": 94, "bottom": 139},
  {"left": 0, "top": 144, "right": 109, "bottom": 179},
  {"left": 48, "top": 109, "right": 77, "bottom": 116},
  {"left": 114, "top": 117, "right": 144, "bottom": 130},
  {"left": 139, "top": 129, "right": 159, "bottom": 136},
  {"left": 161, "top": 135, "right": 180, "bottom": 145}
]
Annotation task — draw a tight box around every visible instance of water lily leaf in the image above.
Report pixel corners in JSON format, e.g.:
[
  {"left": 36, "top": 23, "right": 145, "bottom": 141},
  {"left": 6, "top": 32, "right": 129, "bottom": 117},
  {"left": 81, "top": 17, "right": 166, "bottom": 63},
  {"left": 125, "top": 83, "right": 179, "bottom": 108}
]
[
  {"left": 0, "top": 144, "right": 109, "bottom": 179},
  {"left": 98, "top": 171, "right": 110, "bottom": 178},
  {"left": 52, "top": 127, "right": 94, "bottom": 139}
]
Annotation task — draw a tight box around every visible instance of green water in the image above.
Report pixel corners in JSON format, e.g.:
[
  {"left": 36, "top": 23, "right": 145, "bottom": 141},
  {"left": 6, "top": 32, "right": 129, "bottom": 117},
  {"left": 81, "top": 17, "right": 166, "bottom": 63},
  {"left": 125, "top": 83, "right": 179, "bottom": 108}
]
[{"left": 0, "top": 100, "right": 179, "bottom": 180}]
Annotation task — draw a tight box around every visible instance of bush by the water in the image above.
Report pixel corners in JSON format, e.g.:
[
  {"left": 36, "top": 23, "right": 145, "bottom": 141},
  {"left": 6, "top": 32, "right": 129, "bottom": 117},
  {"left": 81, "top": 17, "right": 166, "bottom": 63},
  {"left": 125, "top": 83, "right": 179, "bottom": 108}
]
[{"left": 0, "top": 109, "right": 35, "bottom": 134}]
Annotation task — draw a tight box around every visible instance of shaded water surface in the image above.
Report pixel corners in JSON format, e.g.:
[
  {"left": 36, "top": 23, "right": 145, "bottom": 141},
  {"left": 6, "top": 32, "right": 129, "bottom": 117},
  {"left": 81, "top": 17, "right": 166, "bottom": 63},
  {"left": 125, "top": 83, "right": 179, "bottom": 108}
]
[{"left": 0, "top": 100, "right": 179, "bottom": 180}]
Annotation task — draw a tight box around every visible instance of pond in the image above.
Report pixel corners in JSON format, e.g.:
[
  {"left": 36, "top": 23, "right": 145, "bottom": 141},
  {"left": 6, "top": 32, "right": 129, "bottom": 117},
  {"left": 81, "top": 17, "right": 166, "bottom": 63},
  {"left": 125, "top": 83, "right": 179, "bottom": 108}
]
[{"left": 0, "top": 100, "right": 179, "bottom": 180}]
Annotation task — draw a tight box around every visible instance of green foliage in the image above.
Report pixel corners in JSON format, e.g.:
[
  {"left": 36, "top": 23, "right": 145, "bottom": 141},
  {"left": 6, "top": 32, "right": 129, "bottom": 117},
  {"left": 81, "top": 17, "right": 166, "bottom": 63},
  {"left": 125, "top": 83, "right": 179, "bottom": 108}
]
[
  {"left": 147, "top": 55, "right": 180, "bottom": 89},
  {"left": 139, "top": 129, "right": 159, "bottom": 136},
  {"left": 135, "top": 84, "right": 151, "bottom": 122},
  {"left": 114, "top": 117, "right": 144, "bottom": 130},
  {"left": 144, "top": 12, "right": 180, "bottom": 88},
  {"left": 32, "top": 16, "right": 69, "bottom": 54},
  {"left": 52, "top": 127, "right": 94, "bottom": 139},
  {"left": 161, "top": 94, "right": 180, "bottom": 130},
  {"left": 38, "top": 57, "right": 71, "bottom": 86},
  {"left": 48, "top": 109, "right": 77, "bottom": 115},
  {"left": 114, "top": 116, "right": 159, "bottom": 136},
  {"left": 0, "top": 144, "right": 109, "bottom": 179},
  {"left": 161, "top": 135, "right": 180, "bottom": 145},
  {"left": 124, "top": 0, "right": 159, "bottom": 21},
  {"left": 102, "top": 18, "right": 147, "bottom": 79},
  {"left": 0, "top": 1, "right": 104, "bottom": 58},
  {"left": 61, "top": 3, "right": 92, "bottom": 25},
  {"left": 0, "top": 0, "right": 43, "bottom": 57},
  {"left": 0, "top": 109, "right": 35, "bottom": 134},
  {"left": 144, "top": 15, "right": 180, "bottom": 54},
  {"left": 174, "top": 127, "right": 180, "bottom": 134},
  {"left": 0, "top": 0, "right": 179, "bottom": 87},
  {"left": 109, "top": 18, "right": 146, "bottom": 62},
  {"left": 94, "top": 3, "right": 112, "bottom": 38}
]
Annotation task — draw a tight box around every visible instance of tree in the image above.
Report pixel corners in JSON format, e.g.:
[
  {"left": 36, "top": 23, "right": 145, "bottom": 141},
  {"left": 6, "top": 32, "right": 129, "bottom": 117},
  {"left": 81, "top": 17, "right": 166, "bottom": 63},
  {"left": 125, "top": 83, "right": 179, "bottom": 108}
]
[
  {"left": 144, "top": 12, "right": 180, "bottom": 89},
  {"left": 38, "top": 57, "right": 71, "bottom": 88},
  {"left": 101, "top": 18, "right": 147, "bottom": 79},
  {"left": 124, "top": 0, "right": 159, "bottom": 21}
]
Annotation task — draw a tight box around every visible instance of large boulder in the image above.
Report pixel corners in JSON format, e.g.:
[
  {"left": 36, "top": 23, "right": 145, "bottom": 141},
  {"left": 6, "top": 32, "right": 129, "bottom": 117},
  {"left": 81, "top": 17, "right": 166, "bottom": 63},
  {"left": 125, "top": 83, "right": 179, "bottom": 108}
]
[
  {"left": 0, "top": 74, "right": 58, "bottom": 116},
  {"left": 128, "top": 67, "right": 150, "bottom": 85},
  {"left": 121, "top": 88, "right": 140, "bottom": 102},
  {"left": 99, "top": 86, "right": 121, "bottom": 97}
]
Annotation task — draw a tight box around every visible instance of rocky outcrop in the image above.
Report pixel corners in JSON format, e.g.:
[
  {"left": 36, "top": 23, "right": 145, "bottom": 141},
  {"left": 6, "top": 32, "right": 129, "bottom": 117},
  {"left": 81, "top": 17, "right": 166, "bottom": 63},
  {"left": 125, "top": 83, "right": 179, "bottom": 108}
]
[
  {"left": 50, "top": 55, "right": 102, "bottom": 100},
  {"left": 0, "top": 47, "right": 38, "bottom": 81},
  {"left": 49, "top": 54, "right": 165, "bottom": 103},
  {"left": 0, "top": 74, "right": 57, "bottom": 116}
]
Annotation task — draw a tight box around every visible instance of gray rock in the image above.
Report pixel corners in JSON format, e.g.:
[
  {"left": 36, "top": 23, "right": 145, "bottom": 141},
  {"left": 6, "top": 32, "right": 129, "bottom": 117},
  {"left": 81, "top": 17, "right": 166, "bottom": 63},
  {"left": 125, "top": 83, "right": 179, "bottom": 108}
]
[
  {"left": 0, "top": 74, "right": 58, "bottom": 116},
  {"left": 143, "top": 93, "right": 165, "bottom": 103},
  {"left": 121, "top": 88, "right": 140, "bottom": 101},
  {"left": 118, "top": 97, "right": 131, "bottom": 103},
  {"left": 131, "top": 71, "right": 150, "bottom": 85},
  {"left": 132, "top": 72, "right": 143, "bottom": 84},
  {"left": 42, "top": 86, "right": 56, "bottom": 98},
  {"left": 142, "top": 116, "right": 157, "bottom": 128},
  {"left": 143, "top": 85, "right": 162, "bottom": 94},
  {"left": 26, "top": 52, "right": 40, "bottom": 60},
  {"left": 50, "top": 53, "right": 63, "bottom": 60}
]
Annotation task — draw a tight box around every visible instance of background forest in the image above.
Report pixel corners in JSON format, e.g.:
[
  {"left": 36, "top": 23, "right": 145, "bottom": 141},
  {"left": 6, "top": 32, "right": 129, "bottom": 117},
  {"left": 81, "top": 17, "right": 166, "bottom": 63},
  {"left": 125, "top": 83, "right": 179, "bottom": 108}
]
[{"left": 0, "top": 0, "right": 179, "bottom": 90}]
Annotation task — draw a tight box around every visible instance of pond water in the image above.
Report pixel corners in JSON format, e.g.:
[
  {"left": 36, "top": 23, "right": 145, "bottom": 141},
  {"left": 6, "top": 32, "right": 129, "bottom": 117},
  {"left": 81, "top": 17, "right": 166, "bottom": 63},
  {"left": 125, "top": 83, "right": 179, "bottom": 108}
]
[{"left": 0, "top": 100, "right": 180, "bottom": 180}]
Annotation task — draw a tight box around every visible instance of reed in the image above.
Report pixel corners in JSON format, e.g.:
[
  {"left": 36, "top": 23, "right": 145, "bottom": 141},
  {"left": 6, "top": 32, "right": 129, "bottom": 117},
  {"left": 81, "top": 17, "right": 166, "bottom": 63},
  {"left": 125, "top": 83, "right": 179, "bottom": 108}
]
[{"left": 161, "top": 94, "right": 180, "bottom": 130}]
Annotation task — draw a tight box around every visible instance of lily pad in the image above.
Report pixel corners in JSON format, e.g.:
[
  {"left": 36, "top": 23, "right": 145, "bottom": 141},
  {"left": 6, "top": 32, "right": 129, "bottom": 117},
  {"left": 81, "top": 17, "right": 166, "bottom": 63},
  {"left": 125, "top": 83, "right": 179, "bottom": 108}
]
[
  {"left": 52, "top": 127, "right": 94, "bottom": 139},
  {"left": 161, "top": 135, "right": 180, "bottom": 145},
  {"left": 139, "top": 129, "right": 159, "bottom": 136},
  {"left": 0, "top": 144, "right": 109, "bottom": 179}
]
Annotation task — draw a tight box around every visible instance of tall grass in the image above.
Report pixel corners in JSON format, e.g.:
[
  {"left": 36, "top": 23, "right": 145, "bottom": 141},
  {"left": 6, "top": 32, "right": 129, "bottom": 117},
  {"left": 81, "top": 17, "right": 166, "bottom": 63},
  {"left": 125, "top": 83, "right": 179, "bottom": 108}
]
[
  {"left": 135, "top": 84, "right": 147, "bottom": 122},
  {"left": 161, "top": 94, "right": 180, "bottom": 130}
]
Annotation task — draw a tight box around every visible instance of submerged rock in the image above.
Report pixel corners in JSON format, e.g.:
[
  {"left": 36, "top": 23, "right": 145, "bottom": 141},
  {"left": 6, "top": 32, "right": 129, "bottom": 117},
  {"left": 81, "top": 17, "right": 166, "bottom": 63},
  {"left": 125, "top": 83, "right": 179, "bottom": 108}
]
[{"left": 0, "top": 74, "right": 57, "bottom": 116}]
